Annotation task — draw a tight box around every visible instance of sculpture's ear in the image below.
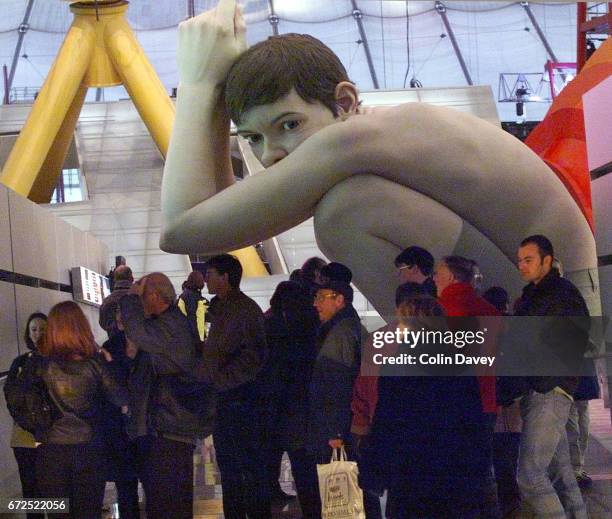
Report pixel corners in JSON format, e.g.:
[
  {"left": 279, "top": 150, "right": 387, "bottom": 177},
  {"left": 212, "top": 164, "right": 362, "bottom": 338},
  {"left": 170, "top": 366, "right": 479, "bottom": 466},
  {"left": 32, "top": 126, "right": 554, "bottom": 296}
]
[{"left": 334, "top": 81, "right": 359, "bottom": 119}]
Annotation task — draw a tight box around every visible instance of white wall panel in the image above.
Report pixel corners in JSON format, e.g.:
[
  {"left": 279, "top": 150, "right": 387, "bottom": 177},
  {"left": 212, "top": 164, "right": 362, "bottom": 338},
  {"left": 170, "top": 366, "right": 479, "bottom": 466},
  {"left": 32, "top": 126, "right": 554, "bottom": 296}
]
[
  {"left": 0, "top": 186, "right": 12, "bottom": 272},
  {"left": 0, "top": 281, "right": 18, "bottom": 373},
  {"left": 592, "top": 175, "right": 612, "bottom": 257},
  {"left": 54, "top": 216, "right": 76, "bottom": 286}
]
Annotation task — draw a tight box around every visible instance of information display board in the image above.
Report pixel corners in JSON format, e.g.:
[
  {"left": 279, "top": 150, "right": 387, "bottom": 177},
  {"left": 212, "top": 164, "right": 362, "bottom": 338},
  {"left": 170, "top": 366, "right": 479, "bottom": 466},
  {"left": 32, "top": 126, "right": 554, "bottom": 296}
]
[{"left": 71, "top": 267, "right": 111, "bottom": 307}]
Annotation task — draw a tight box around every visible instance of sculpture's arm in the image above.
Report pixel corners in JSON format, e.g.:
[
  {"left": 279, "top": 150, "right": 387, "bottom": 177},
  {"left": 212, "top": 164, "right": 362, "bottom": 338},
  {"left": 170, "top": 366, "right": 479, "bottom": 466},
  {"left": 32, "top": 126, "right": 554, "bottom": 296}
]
[
  {"left": 161, "top": 112, "right": 370, "bottom": 253},
  {"left": 161, "top": 0, "right": 245, "bottom": 251},
  {"left": 162, "top": 98, "right": 592, "bottom": 267}
]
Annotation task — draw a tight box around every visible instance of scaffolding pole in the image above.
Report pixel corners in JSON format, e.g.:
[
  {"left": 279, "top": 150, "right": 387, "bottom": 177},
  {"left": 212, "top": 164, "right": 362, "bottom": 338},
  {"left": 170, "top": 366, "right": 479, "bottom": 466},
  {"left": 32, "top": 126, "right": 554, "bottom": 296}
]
[
  {"left": 6, "top": 0, "right": 35, "bottom": 100},
  {"left": 435, "top": 1, "right": 473, "bottom": 85},
  {"left": 350, "top": 0, "right": 379, "bottom": 89},
  {"left": 520, "top": 2, "right": 566, "bottom": 80},
  {"left": 268, "top": 0, "right": 279, "bottom": 36}
]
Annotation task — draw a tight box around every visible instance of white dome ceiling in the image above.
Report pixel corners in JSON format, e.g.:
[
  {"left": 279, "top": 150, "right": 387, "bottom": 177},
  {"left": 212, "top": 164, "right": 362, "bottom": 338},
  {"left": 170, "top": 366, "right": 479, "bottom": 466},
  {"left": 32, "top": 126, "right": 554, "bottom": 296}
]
[{"left": 0, "top": 1, "right": 586, "bottom": 121}]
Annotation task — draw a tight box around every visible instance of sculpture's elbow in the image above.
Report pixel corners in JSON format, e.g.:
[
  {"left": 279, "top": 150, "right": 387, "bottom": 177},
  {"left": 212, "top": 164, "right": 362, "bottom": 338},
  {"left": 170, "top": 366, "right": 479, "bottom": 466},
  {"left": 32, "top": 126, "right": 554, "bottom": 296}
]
[{"left": 159, "top": 224, "right": 183, "bottom": 254}]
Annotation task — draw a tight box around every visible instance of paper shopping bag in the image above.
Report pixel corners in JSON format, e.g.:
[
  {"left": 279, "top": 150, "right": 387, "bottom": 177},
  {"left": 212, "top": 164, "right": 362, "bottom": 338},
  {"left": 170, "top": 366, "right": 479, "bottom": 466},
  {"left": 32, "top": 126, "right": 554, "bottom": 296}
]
[{"left": 317, "top": 446, "right": 365, "bottom": 519}]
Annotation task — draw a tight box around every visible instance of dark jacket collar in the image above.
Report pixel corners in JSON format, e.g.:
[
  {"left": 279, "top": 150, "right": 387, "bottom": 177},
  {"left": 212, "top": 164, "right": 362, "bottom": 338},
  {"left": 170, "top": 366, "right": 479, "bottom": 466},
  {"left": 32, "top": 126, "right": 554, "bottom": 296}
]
[
  {"left": 317, "top": 304, "right": 359, "bottom": 345},
  {"left": 421, "top": 277, "right": 437, "bottom": 297},
  {"left": 522, "top": 268, "right": 560, "bottom": 297}
]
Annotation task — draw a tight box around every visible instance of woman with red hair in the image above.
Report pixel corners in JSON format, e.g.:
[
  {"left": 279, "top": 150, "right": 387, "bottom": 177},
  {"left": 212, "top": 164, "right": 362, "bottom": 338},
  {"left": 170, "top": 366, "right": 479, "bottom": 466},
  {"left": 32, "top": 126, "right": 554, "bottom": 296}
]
[{"left": 36, "top": 301, "right": 128, "bottom": 518}]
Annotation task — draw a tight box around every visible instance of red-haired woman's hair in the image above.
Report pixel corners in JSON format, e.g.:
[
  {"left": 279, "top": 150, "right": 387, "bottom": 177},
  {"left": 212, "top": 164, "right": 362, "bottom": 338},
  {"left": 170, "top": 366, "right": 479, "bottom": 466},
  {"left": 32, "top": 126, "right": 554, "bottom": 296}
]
[{"left": 39, "top": 301, "right": 97, "bottom": 360}]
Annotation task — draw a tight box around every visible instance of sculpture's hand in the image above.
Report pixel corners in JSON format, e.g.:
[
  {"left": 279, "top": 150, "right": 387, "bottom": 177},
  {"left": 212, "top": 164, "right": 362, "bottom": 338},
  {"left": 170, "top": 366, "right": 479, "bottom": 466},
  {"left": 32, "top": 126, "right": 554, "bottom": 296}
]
[{"left": 177, "top": 0, "right": 247, "bottom": 87}]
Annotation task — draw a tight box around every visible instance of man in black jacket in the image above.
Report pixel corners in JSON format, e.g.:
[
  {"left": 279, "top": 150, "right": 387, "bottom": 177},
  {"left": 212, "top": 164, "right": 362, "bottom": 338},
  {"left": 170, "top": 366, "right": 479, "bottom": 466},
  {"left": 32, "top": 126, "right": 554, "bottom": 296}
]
[
  {"left": 195, "top": 254, "right": 270, "bottom": 519},
  {"left": 99, "top": 265, "right": 133, "bottom": 338},
  {"left": 310, "top": 277, "right": 381, "bottom": 518},
  {"left": 514, "top": 235, "right": 589, "bottom": 519},
  {"left": 119, "top": 272, "right": 215, "bottom": 519}
]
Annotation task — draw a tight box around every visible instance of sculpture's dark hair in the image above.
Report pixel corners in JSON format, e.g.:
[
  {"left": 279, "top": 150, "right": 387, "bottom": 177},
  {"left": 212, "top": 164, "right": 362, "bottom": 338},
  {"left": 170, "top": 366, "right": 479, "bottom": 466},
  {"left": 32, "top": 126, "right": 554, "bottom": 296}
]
[{"left": 224, "top": 33, "right": 352, "bottom": 124}]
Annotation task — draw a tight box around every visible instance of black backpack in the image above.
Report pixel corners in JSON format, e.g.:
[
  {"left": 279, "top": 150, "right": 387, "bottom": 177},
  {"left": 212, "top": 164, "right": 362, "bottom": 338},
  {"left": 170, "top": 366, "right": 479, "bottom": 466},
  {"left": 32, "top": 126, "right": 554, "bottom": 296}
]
[{"left": 4, "top": 352, "right": 62, "bottom": 436}]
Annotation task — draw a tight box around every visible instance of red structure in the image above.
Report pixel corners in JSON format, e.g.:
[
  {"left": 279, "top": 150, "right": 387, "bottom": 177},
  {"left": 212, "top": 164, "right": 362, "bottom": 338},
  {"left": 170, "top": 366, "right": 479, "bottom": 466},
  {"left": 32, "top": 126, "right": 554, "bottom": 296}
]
[
  {"left": 526, "top": 37, "right": 612, "bottom": 231},
  {"left": 577, "top": 3, "right": 612, "bottom": 72}
]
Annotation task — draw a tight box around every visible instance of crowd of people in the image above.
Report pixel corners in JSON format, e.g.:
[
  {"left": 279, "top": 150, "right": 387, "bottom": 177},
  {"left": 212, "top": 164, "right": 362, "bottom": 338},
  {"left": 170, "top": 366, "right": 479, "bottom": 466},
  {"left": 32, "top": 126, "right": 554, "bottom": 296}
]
[{"left": 4, "top": 231, "right": 599, "bottom": 519}]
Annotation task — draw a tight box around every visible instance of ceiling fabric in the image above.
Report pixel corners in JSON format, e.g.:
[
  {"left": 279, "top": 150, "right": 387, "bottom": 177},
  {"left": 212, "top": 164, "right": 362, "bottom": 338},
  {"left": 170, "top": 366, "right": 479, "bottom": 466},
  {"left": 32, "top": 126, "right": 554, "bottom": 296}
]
[{"left": 0, "top": 1, "right": 580, "bottom": 121}]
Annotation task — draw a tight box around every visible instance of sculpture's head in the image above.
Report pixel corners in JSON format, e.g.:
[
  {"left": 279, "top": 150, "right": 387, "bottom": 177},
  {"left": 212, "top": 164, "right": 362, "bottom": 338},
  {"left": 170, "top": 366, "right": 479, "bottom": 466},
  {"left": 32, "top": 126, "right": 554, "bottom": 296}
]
[{"left": 225, "top": 33, "right": 359, "bottom": 167}]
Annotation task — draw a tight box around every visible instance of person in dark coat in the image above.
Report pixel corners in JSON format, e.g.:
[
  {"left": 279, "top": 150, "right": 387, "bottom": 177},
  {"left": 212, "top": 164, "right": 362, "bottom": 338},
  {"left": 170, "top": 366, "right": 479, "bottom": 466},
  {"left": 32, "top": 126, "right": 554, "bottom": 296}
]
[
  {"left": 513, "top": 235, "right": 589, "bottom": 519},
  {"left": 100, "top": 325, "right": 140, "bottom": 519},
  {"left": 359, "top": 295, "right": 490, "bottom": 518},
  {"left": 36, "top": 302, "right": 128, "bottom": 518},
  {"left": 308, "top": 280, "right": 364, "bottom": 460},
  {"left": 99, "top": 265, "right": 133, "bottom": 338},
  {"left": 119, "top": 272, "right": 215, "bottom": 519},
  {"left": 262, "top": 281, "right": 321, "bottom": 516},
  {"left": 196, "top": 254, "right": 270, "bottom": 519},
  {"left": 7, "top": 313, "right": 47, "bottom": 519},
  {"left": 309, "top": 278, "right": 381, "bottom": 518}
]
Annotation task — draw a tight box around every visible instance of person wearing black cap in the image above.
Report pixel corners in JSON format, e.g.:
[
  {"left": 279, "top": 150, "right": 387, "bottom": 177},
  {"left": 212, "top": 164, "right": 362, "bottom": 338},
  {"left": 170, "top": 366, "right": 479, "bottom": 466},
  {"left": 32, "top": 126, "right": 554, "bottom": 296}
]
[
  {"left": 309, "top": 278, "right": 363, "bottom": 459},
  {"left": 309, "top": 272, "right": 381, "bottom": 517},
  {"left": 320, "top": 262, "right": 353, "bottom": 285}
]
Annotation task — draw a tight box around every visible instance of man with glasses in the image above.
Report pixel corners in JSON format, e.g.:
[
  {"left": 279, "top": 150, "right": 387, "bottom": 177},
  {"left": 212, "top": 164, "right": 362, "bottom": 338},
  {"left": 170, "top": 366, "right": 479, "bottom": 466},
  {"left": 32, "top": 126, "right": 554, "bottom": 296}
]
[
  {"left": 394, "top": 246, "right": 436, "bottom": 307},
  {"left": 308, "top": 274, "right": 381, "bottom": 516},
  {"left": 309, "top": 277, "right": 364, "bottom": 459}
]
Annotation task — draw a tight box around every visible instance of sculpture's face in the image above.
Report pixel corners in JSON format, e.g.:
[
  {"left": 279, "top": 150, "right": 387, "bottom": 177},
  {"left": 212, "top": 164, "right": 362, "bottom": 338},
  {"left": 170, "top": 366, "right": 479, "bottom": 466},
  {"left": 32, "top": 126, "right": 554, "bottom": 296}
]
[{"left": 237, "top": 89, "right": 337, "bottom": 168}]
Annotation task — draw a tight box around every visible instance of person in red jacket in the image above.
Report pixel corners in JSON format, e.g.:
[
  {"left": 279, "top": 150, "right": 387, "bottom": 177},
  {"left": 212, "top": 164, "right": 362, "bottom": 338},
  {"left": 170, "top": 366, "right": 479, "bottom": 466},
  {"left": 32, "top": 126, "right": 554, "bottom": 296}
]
[
  {"left": 434, "top": 255, "right": 500, "bottom": 412},
  {"left": 433, "top": 255, "right": 501, "bottom": 518}
]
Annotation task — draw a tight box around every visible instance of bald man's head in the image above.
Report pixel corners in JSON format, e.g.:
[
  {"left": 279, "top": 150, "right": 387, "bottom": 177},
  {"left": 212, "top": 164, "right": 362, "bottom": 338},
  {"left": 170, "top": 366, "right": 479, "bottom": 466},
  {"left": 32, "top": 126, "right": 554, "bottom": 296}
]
[
  {"left": 114, "top": 265, "right": 133, "bottom": 284},
  {"left": 141, "top": 272, "right": 176, "bottom": 315}
]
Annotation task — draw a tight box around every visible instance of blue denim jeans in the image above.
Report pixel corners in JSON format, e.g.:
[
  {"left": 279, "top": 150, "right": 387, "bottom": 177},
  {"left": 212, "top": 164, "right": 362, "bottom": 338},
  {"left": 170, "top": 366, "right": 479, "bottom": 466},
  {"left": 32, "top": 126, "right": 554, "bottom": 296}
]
[{"left": 518, "top": 390, "right": 587, "bottom": 519}]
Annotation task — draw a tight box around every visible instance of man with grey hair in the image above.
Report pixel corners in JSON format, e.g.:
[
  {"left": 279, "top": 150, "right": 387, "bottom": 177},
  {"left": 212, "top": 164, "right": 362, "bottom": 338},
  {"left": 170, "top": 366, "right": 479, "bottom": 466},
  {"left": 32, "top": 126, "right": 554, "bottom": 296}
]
[{"left": 119, "top": 272, "right": 215, "bottom": 519}]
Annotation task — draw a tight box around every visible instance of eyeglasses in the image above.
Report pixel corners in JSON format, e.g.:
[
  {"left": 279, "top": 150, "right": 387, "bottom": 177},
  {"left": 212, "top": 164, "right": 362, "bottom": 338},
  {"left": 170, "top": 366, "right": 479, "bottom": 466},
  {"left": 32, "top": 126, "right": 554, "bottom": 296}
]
[
  {"left": 397, "top": 264, "right": 414, "bottom": 273},
  {"left": 314, "top": 292, "right": 338, "bottom": 302}
]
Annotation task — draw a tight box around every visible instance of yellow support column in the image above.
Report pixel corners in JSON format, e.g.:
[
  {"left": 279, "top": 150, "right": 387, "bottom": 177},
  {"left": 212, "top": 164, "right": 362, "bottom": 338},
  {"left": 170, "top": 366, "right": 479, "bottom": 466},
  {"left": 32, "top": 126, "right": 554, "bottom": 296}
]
[
  {"left": 233, "top": 247, "right": 270, "bottom": 277},
  {"left": 1, "top": 0, "right": 268, "bottom": 276},
  {"left": 103, "top": 8, "right": 174, "bottom": 157},
  {"left": 0, "top": 19, "right": 95, "bottom": 198},
  {"left": 30, "top": 84, "right": 88, "bottom": 203}
]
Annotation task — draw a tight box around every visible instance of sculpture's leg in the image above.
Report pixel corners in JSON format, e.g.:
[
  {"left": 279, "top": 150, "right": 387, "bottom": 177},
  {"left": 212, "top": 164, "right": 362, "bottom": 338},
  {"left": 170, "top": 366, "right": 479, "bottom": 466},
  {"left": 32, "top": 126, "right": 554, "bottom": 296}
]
[
  {"left": 314, "top": 174, "right": 520, "bottom": 319},
  {"left": 0, "top": 20, "right": 95, "bottom": 199}
]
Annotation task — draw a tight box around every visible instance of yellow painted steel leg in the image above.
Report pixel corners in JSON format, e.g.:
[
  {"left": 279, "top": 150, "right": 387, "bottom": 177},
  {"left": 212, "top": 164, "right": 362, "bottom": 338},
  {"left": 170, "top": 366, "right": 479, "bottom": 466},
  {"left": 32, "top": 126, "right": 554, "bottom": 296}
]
[
  {"left": 30, "top": 84, "right": 88, "bottom": 203},
  {"left": 0, "top": 20, "right": 95, "bottom": 198},
  {"left": 2, "top": 0, "right": 268, "bottom": 277},
  {"left": 104, "top": 16, "right": 175, "bottom": 157},
  {"left": 233, "top": 247, "right": 270, "bottom": 277}
]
